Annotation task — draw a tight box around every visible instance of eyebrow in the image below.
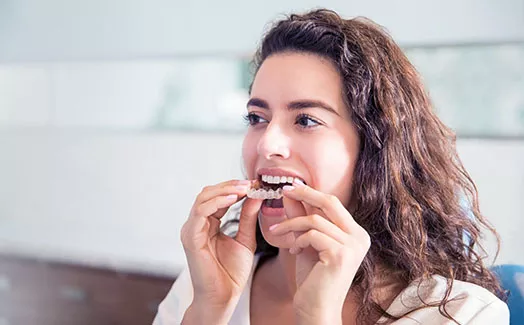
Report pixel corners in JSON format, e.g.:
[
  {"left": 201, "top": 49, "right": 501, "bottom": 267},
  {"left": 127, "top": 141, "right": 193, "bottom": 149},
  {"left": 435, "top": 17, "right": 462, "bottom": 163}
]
[{"left": 246, "top": 97, "right": 340, "bottom": 116}]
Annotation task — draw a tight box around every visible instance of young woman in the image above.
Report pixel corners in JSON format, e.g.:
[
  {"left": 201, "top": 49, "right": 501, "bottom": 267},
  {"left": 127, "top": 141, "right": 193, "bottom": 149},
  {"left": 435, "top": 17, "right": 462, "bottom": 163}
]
[{"left": 153, "top": 9, "right": 509, "bottom": 325}]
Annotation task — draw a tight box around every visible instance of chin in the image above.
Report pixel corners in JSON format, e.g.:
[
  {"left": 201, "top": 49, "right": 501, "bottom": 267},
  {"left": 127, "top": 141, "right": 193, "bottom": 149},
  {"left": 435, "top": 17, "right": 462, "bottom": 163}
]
[{"left": 259, "top": 221, "right": 295, "bottom": 249}]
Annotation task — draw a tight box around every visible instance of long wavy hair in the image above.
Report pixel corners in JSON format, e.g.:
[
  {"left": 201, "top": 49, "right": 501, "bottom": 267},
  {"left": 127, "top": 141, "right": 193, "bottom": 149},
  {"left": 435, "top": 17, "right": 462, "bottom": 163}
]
[{"left": 225, "top": 8, "right": 506, "bottom": 324}]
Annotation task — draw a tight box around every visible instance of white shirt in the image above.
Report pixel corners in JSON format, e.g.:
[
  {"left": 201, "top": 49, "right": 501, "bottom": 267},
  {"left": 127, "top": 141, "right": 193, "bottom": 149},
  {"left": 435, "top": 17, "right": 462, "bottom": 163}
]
[{"left": 153, "top": 254, "right": 509, "bottom": 324}]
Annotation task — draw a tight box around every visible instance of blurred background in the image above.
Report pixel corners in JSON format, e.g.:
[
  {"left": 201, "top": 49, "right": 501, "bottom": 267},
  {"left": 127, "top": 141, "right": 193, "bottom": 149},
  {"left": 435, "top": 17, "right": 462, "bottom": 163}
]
[{"left": 0, "top": 0, "right": 523, "bottom": 324}]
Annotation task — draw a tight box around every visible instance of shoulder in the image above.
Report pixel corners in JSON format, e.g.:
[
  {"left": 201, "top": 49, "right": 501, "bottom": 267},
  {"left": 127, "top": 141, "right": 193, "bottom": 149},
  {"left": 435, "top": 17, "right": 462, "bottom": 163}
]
[
  {"left": 384, "top": 275, "right": 509, "bottom": 324},
  {"left": 152, "top": 254, "right": 262, "bottom": 325}
]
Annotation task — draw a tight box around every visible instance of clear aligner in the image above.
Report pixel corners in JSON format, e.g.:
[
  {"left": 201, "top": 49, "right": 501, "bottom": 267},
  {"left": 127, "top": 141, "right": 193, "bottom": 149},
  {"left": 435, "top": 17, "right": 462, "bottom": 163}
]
[{"left": 246, "top": 187, "right": 283, "bottom": 200}]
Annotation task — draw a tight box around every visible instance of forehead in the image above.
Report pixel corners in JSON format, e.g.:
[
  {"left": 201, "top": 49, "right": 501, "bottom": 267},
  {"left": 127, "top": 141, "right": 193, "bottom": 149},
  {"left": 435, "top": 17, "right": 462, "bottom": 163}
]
[{"left": 250, "top": 52, "right": 346, "bottom": 112}]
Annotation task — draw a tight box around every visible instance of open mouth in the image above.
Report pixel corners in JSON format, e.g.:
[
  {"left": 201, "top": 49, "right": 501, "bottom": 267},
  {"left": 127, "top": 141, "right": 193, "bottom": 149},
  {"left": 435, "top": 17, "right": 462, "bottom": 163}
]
[{"left": 247, "top": 174, "right": 306, "bottom": 208}]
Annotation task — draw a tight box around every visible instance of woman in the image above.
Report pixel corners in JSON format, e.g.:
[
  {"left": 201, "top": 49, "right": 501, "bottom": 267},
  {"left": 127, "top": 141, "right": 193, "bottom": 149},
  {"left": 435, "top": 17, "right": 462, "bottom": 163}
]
[{"left": 153, "top": 9, "right": 508, "bottom": 325}]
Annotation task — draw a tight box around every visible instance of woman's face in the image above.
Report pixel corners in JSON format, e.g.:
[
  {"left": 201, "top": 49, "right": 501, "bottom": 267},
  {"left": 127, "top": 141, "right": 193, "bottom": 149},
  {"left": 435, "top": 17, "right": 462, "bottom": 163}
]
[{"left": 242, "top": 52, "right": 360, "bottom": 248}]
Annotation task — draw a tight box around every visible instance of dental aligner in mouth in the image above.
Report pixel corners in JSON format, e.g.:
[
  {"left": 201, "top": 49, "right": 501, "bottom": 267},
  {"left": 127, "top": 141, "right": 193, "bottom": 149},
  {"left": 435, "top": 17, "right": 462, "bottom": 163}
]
[
  {"left": 246, "top": 175, "right": 304, "bottom": 200},
  {"left": 247, "top": 185, "right": 284, "bottom": 200}
]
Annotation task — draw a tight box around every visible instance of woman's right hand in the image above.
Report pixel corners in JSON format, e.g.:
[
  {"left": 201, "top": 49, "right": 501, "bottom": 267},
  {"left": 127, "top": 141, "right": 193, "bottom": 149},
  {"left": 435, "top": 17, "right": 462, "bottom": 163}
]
[{"left": 180, "top": 179, "right": 262, "bottom": 322}]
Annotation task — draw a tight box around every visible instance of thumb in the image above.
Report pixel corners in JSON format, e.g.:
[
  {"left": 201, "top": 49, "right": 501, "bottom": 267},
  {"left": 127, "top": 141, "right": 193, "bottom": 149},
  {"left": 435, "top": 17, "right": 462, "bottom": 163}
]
[
  {"left": 283, "top": 196, "right": 308, "bottom": 243},
  {"left": 235, "top": 198, "right": 263, "bottom": 253}
]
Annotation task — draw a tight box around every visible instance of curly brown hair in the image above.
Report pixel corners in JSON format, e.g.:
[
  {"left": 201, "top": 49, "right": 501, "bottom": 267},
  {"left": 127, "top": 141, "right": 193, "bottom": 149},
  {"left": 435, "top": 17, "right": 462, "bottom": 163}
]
[{"left": 226, "top": 8, "right": 506, "bottom": 324}]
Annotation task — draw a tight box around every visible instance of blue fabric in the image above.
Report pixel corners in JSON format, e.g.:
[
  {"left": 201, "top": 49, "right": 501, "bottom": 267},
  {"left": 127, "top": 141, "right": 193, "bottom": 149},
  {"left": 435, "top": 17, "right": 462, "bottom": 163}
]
[
  {"left": 491, "top": 264, "right": 524, "bottom": 325},
  {"left": 459, "top": 199, "right": 521, "bottom": 322}
]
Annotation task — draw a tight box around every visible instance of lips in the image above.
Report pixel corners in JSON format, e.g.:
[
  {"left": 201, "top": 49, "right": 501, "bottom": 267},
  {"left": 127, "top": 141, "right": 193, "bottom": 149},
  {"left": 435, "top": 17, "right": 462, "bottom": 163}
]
[
  {"left": 251, "top": 169, "right": 299, "bottom": 217},
  {"left": 246, "top": 167, "right": 307, "bottom": 201},
  {"left": 256, "top": 167, "right": 307, "bottom": 186}
]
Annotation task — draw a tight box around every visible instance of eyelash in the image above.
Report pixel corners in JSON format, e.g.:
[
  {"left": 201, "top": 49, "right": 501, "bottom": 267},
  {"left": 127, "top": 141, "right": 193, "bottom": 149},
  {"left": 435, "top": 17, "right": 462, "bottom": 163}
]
[
  {"left": 295, "top": 113, "right": 321, "bottom": 128},
  {"left": 243, "top": 112, "right": 321, "bottom": 129},
  {"left": 243, "top": 112, "right": 265, "bottom": 126}
]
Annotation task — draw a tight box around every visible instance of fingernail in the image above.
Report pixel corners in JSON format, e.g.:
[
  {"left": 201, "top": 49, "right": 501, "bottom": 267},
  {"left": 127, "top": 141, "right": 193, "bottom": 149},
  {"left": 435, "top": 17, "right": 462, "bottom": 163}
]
[
  {"left": 282, "top": 185, "right": 295, "bottom": 191},
  {"left": 293, "top": 178, "right": 305, "bottom": 186},
  {"left": 237, "top": 180, "right": 251, "bottom": 185},
  {"left": 235, "top": 185, "right": 249, "bottom": 191},
  {"left": 269, "top": 224, "right": 279, "bottom": 231},
  {"left": 226, "top": 194, "right": 238, "bottom": 201}
]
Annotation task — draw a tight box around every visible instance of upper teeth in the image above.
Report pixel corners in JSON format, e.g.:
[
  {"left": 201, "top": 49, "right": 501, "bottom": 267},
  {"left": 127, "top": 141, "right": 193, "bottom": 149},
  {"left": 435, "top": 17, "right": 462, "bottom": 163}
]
[{"left": 261, "top": 175, "right": 303, "bottom": 184}]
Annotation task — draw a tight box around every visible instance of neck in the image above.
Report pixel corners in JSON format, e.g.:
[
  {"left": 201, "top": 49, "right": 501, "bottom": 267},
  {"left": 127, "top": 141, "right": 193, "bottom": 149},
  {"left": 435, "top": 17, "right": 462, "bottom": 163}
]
[
  {"left": 259, "top": 249, "right": 359, "bottom": 302},
  {"left": 255, "top": 250, "right": 405, "bottom": 314},
  {"left": 276, "top": 249, "right": 299, "bottom": 298},
  {"left": 257, "top": 249, "right": 297, "bottom": 300}
]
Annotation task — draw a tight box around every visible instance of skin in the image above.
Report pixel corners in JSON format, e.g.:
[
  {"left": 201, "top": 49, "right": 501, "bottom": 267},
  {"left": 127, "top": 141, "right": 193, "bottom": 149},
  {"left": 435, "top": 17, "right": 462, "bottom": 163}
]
[
  {"left": 181, "top": 52, "right": 375, "bottom": 325},
  {"left": 242, "top": 52, "right": 360, "bottom": 249},
  {"left": 242, "top": 52, "right": 370, "bottom": 324}
]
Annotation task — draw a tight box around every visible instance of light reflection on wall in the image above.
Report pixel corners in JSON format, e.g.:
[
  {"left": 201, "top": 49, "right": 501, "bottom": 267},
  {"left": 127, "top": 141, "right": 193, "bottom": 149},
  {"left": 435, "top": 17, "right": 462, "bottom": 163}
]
[{"left": 0, "top": 44, "right": 522, "bottom": 136}]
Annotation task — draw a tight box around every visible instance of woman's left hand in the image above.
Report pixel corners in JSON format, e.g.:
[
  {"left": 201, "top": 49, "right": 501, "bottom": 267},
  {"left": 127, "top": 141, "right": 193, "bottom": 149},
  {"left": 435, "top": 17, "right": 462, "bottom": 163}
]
[{"left": 269, "top": 180, "right": 371, "bottom": 325}]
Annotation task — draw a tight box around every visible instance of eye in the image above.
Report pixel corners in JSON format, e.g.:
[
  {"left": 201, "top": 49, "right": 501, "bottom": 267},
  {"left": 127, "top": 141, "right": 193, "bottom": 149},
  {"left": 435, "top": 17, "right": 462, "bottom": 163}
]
[
  {"left": 295, "top": 113, "right": 321, "bottom": 128},
  {"left": 243, "top": 112, "right": 268, "bottom": 126}
]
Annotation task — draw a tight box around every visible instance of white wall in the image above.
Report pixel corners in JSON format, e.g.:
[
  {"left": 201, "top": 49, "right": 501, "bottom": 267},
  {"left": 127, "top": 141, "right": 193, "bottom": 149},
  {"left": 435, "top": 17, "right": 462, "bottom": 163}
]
[
  {"left": 457, "top": 140, "right": 524, "bottom": 265},
  {"left": 1, "top": 0, "right": 523, "bottom": 62},
  {"left": 0, "top": 129, "right": 245, "bottom": 275},
  {"left": 0, "top": 1, "right": 523, "bottom": 276},
  {"left": 1, "top": 130, "right": 523, "bottom": 276}
]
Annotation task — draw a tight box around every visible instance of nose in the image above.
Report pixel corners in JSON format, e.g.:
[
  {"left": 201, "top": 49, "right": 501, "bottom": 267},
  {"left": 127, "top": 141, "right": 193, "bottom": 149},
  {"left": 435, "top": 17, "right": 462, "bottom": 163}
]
[{"left": 257, "top": 122, "right": 291, "bottom": 160}]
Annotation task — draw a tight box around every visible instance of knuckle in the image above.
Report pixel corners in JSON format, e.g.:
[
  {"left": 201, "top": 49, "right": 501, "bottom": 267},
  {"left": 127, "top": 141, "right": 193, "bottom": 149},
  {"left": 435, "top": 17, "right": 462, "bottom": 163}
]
[
  {"left": 362, "top": 232, "right": 371, "bottom": 249},
  {"left": 180, "top": 223, "right": 190, "bottom": 245},
  {"left": 194, "top": 194, "right": 204, "bottom": 204},
  {"left": 355, "top": 225, "right": 371, "bottom": 243},
  {"left": 327, "top": 194, "right": 339, "bottom": 206},
  {"left": 320, "top": 247, "right": 344, "bottom": 266},
  {"left": 212, "top": 197, "right": 222, "bottom": 209},
  {"left": 351, "top": 231, "right": 371, "bottom": 252},
  {"left": 328, "top": 248, "right": 343, "bottom": 262},
  {"left": 302, "top": 185, "right": 313, "bottom": 196},
  {"left": 308, "top": 214, "right": 321, "bottom": 225},
  {"left": 338, "top": 248, "right": 353, "bottom": 264},
  {"left": 306, "top": 229, "right": 319, "bottom": 240},
  {"left": 192, "top": 205, "right": 203, "bottom": 217}
]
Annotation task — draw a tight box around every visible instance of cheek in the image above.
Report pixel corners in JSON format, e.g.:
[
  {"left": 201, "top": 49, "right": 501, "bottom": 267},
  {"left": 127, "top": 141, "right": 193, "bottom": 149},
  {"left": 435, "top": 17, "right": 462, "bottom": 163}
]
[
  {"left": 258, "top": 216, "right": 295, "bottom": 248},
  {"left": 309, "top": 139, "right": 356, "bottom": 199}
]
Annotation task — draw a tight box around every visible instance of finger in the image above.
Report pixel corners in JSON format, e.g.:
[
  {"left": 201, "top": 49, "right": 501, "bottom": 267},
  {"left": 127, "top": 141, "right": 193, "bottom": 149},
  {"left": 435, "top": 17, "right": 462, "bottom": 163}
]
[
  {"left": 188, "top": 180, "right": 253, "bottom": 233},
  {"left": 282, "top": 182, "right": 354, "bottom": 233},
  {"left": 291, "top": 229, "right": 341, "bottom": 258},
  {"left": 269, "top": 214, "right": 348, "bottom": 244},
  {"left": 282, "top": 196, "right": 308, "bottom": 242},
  {"left": 190, "top": 194, "right": 241, "bottom": 234},
  {"left": 194, "top": 179, "right": 253, "bottom": 206},
  {"left": 235, "top": 197, "right": 263, "bottom": 253},
  {"left": 189, "top": 180, "right": 252, "bottom": 235}
]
